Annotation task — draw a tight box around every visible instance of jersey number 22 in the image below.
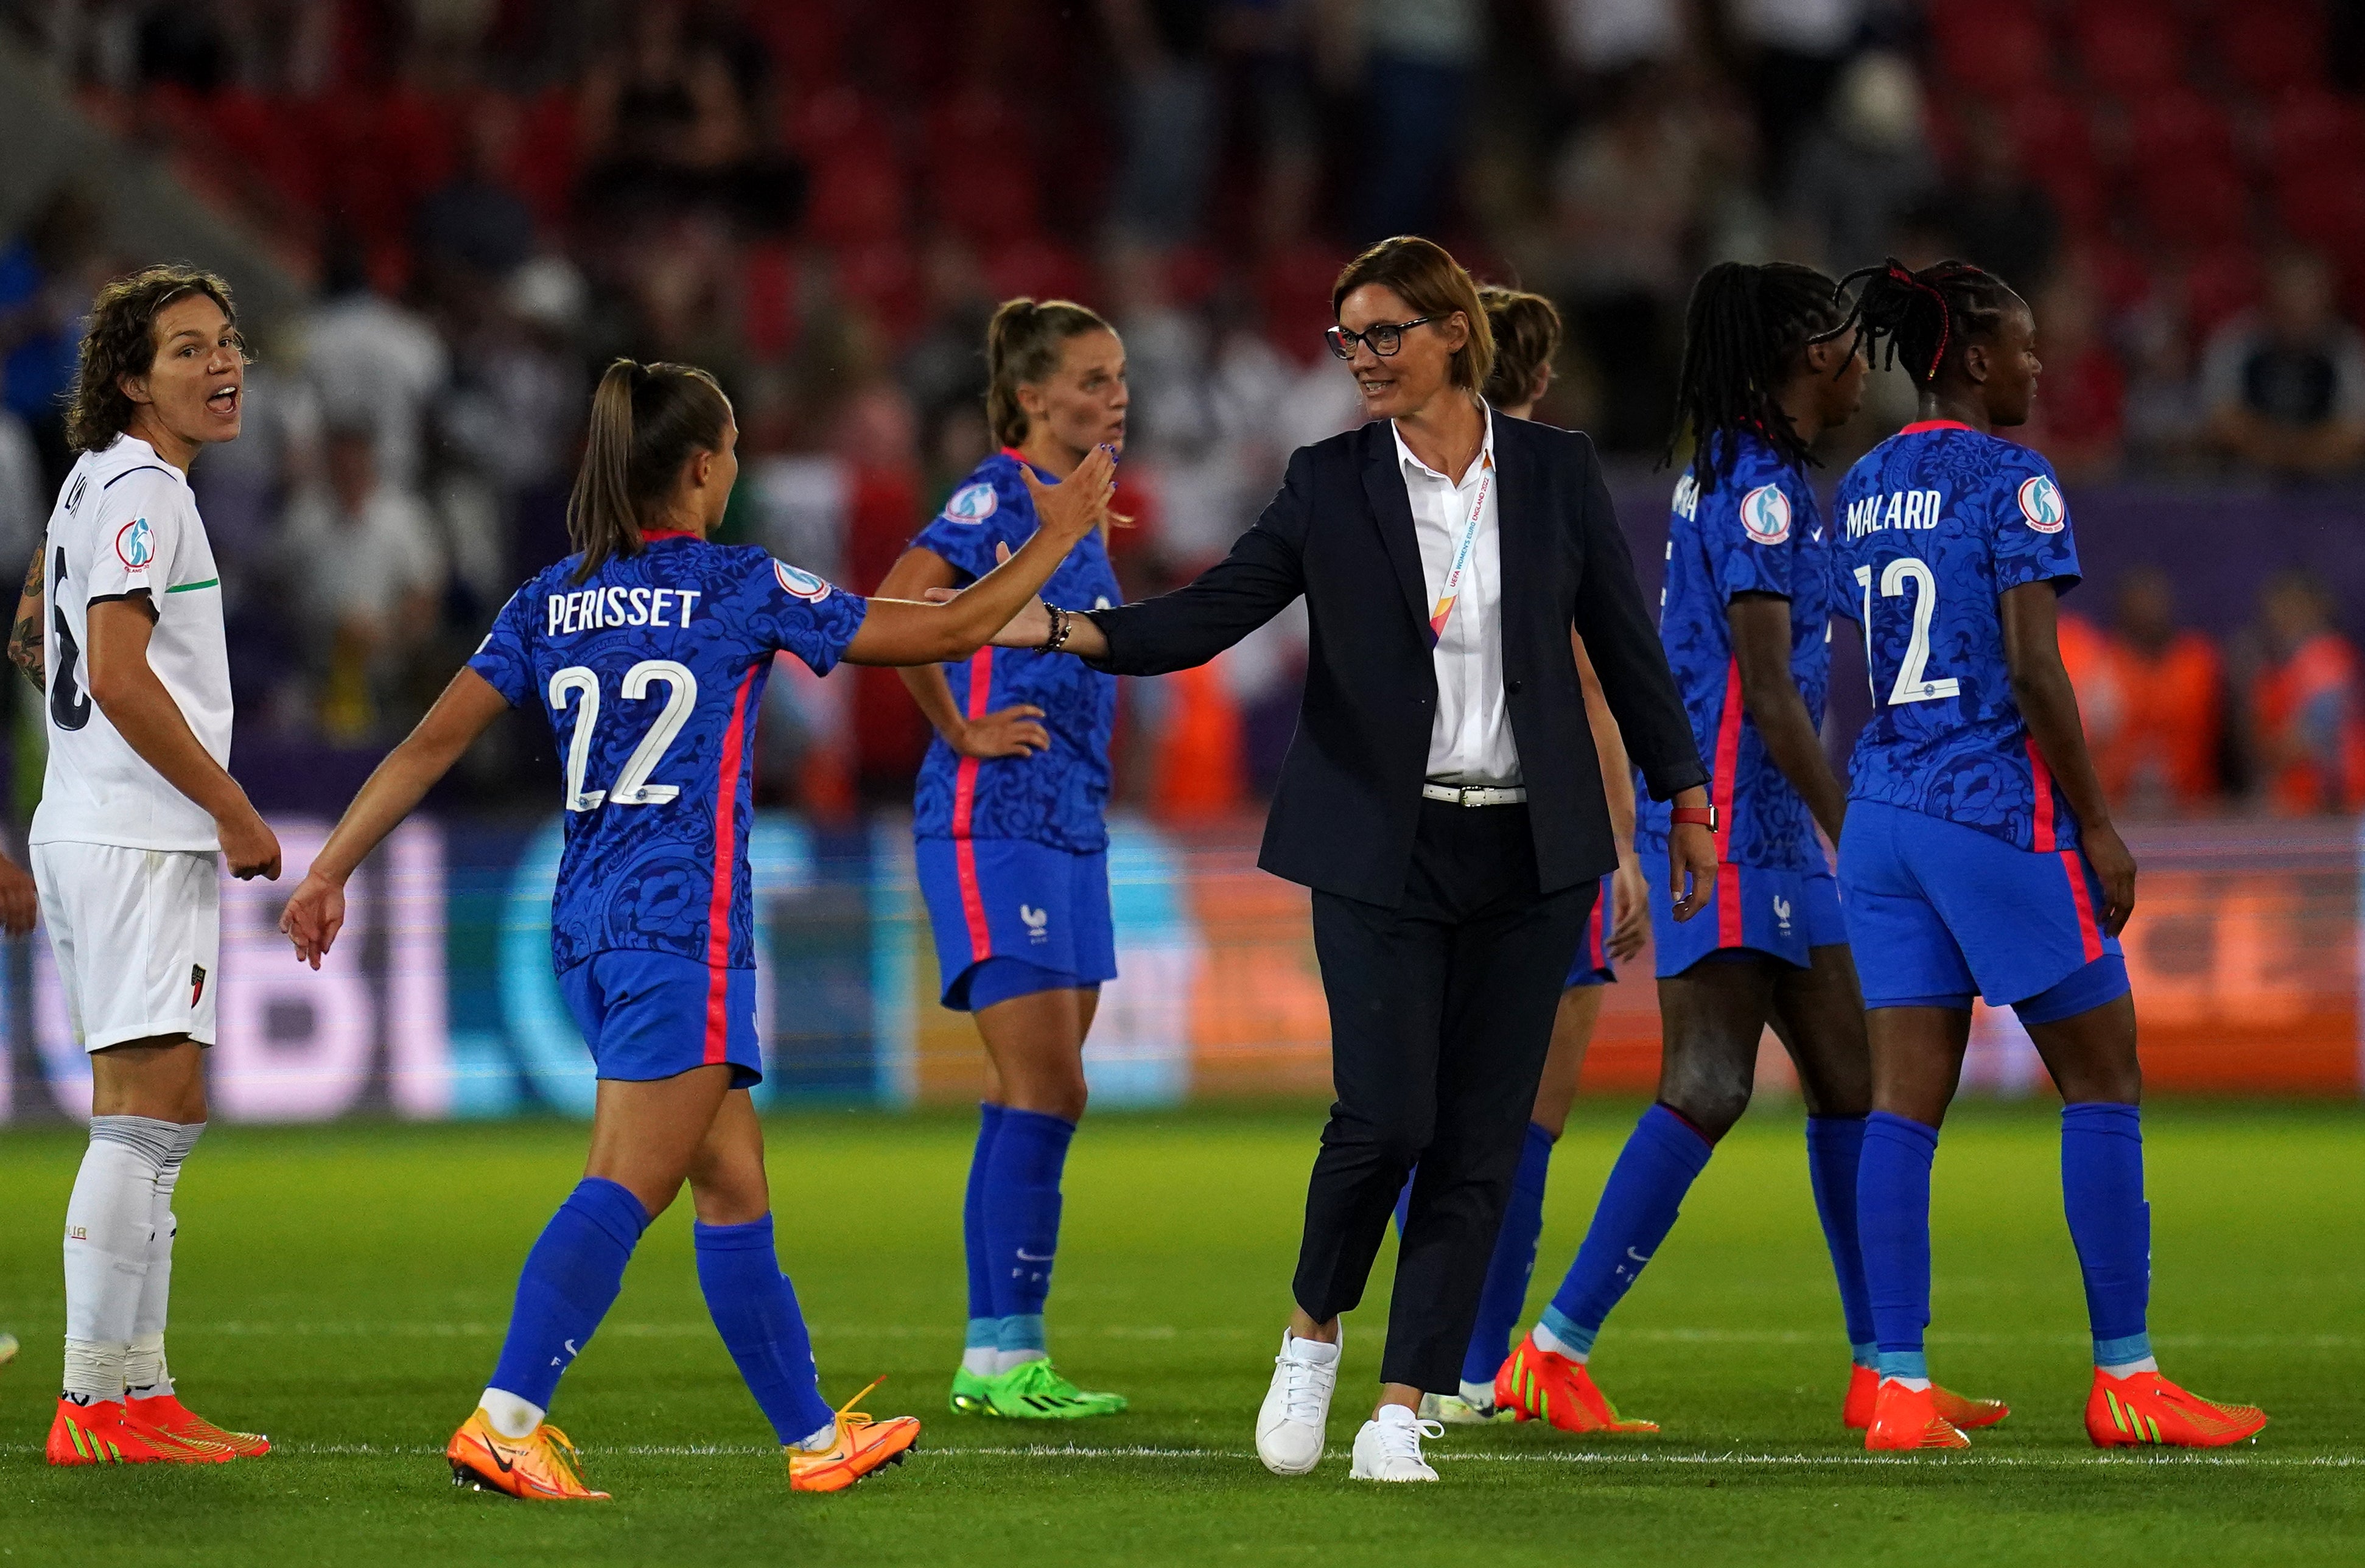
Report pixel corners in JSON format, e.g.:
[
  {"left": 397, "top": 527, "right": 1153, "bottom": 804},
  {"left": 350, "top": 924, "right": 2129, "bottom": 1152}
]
[{"left": 549, "top": 660, "right": 697, "bottom": 811}]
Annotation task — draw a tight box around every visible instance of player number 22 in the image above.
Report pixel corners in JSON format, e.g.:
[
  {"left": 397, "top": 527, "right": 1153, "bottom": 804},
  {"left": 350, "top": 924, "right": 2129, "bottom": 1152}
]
[
  {"left": 548, "top": 660, "right": 698, "bottom": 811},
  {"left": 1853, "top": 559, "right": 1961, "bottom": 705}
]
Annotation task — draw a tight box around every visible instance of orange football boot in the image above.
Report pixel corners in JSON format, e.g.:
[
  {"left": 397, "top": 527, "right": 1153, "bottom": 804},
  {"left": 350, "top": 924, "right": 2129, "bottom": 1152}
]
[
  {"left": 787, "top": 1377, "right": 922, "bottom": 1493},
  {"left": 1863, "top": 1379, "right": 1971, "bottom": 1451},
  {"left": 1492, "top": 1340, "right": 1658, "bottom": 1435},
  {"left": 129, "top": 1391, "right": 271, "bottom": 1457},
  {"left": 446, "top": 1408, "right": 609, "bottom": 1500},
  {"left": 47, "top": 1396, "right": 233, "bottom": 1465},
  {"left": 1844, "top": 1365, "right": 2008, "bottom": 1431},
  {"left": 2086, "top": 1370, "right": 2266, "bottom": 1449}
]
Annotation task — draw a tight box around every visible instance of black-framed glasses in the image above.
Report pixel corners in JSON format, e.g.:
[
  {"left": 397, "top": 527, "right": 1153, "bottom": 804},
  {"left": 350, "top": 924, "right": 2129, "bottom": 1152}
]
[{"left": 1325, "top": 317, "right": 1436, "bottom": 360}]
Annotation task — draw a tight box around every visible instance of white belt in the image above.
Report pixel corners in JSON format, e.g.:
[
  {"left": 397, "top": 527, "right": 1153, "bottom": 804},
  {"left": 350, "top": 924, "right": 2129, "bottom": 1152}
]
[{"left": 1421, "top": 783, "right": 1529, "bottom": 807}]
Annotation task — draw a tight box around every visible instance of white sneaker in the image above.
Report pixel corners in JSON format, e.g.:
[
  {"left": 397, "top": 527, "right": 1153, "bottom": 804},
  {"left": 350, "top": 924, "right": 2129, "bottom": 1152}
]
[
  {"left": 1255, "top": 1330, "right": 1340, "bottom": 1476},
  {"left": 1350, "top": 1404, "right": 1442, "bottom": 1482}
]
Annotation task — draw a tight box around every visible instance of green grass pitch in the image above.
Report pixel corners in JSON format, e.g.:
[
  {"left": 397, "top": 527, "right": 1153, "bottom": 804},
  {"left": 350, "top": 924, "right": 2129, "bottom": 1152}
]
[{"left": 2, "top": 1099, "right": 2359, "bottom": 1566}]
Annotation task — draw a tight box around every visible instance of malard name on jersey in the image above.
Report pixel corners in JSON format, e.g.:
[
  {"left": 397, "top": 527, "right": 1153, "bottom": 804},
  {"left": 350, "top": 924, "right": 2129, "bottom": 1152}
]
[{"left": 1842, "top": 488, "right": 1947, "bottom": 537}]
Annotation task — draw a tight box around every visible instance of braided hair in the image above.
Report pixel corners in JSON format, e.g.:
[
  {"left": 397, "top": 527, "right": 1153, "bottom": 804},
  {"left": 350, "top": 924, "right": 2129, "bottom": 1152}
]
[
  {"left": 1664, "top": 261, "right": 1846, "bottom": 493},
  {"left": 1826, "top": 258, "right": 2019, "bottom": 390}
]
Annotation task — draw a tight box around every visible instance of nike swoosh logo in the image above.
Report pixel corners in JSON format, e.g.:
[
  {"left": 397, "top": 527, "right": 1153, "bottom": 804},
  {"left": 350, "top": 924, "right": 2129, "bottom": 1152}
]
[
  {"left": 1016, "top": 1249, "right": 1055, "bottom": 1261},
  {"left": 489, "top": 1444, "right": 516, "bottom": 1474}
]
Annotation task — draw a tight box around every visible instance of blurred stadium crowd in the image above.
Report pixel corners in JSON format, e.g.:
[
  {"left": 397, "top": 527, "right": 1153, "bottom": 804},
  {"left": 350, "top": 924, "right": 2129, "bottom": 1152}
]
[{"left": 2, "top": 0, "right": 2364, "bottom": 820}]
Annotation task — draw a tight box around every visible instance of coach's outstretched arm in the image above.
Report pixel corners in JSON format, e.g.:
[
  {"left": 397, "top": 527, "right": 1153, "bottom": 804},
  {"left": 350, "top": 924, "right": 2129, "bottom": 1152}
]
[{"left": 85, "top": 596, "right": 280, "bottom": 881}]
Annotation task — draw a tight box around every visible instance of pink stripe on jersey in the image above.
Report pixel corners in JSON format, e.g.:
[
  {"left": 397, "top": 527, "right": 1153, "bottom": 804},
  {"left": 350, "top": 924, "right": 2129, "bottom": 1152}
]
[
  {"left": 2026, "top": 737, "right": 2056, "bottom": 853},
  {"left": 2061, "top": 852, "right": 2106, "bottom": 963},
  {"left": 951, "top": 646, "right": 995, "bottom": 962},
  {"left": 704, "top": 666, "right": 757, "bottom": 1065},
  {"left": 1712, "top": 656, "right": 1745, "bottom": 950}
]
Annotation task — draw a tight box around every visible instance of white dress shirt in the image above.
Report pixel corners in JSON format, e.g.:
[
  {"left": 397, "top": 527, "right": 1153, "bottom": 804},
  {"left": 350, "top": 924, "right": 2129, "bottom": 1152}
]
[{"left": 1394, "top": 405, "right": 1521, "bottom": 788}]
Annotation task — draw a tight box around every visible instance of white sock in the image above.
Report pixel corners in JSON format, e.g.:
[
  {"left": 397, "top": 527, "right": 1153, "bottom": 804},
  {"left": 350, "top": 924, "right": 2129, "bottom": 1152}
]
[
  {"left": 960, "top": 1347, "right": 1000, "bottom": 1377},
  {"left": 1458, "top": 1379, "right": 1495, "bottom": 1407},
  {"left": 995, "top": 1348, "right": 1048, "bottom": 1373},
  {"left": 1886, "top": 1375, "right": 1933, "bottom": 1391},
  {"left": 791, "top": 1419, "right": 836, "bottom": 1452},
  {"left": 127, "top": 1122, "right": 202, "bottom": 1399},
  {"left": 2099, "top": 1356, "right": 2159, "bottom": 1378},
  {"left": 1530, "top": 1323, "right": 1588, "bottom": 1363},
  {"left": 479, "top": 1387, "right": 545, "bottom": 1440},
  {"left": 1282, "top": 1332, "right": 1340, "bottom": 1365},
  {"left": 61, "top": 1118, "right": 168, "bottom": 1401}
]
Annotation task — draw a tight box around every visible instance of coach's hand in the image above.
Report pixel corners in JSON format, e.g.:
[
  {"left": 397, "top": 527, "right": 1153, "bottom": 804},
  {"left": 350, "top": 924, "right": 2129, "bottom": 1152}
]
[
  {"left": 220, "top": 802, "right": 282, "bottom": 881},
  {"left": 0, "top": 855, "right": 35, "bottom": 936},
  {"left": 1667, "top": 812, "right": 1718, "bottom": 922},
  {"left": 279, "top": 870, "right": 345, "bottom": 969},
  {"left": 2083, "top": 821, "right": 2137, "bottom": 937}
]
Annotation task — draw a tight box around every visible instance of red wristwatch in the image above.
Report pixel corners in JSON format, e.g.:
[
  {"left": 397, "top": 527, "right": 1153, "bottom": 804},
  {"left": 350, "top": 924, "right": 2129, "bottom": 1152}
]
[{"left": 1670, "top": 805, "right": 1719, "bottom": 830}]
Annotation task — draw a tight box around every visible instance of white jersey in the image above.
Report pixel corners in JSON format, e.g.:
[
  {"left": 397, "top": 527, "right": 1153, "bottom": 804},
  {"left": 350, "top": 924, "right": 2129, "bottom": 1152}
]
[{"left": 29, "top": 435, "right": 231, "bottom": 852}]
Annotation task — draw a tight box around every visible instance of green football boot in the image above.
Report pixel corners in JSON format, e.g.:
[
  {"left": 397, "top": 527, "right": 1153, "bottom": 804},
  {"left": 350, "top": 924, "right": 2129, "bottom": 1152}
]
[
  {"left": 969, "top": 1357, "right": 1128, "bottom": 1419},
  {"left": 950, "top": 1365, "right": 995, "bottom": 1415}
]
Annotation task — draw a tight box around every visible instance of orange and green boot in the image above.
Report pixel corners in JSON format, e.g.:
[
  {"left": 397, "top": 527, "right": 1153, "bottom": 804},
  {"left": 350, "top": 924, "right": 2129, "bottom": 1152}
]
[
  {"left": 1492, "top": 1340, "right": 1658, "bottom": 1435},
  {"left": 2087, "top": 1370, "right": 2266, "bottom": 1449}
]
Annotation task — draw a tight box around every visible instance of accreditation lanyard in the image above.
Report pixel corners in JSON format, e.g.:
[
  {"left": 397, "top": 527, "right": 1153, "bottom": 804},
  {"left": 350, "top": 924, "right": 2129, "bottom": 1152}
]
[{"left": 1426, "top": 452, "right": 1493, "bottom": 649}]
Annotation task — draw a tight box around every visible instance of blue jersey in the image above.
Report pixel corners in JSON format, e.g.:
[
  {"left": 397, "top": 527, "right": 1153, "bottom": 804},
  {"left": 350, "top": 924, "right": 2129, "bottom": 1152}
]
[
  {"left": 1636, "top": 430, "right": 1831, "bottom": 872},
  {"left": 1827, "top": 421, "right": 2082, "bottom": 852},
  {"left": 910, "top": 451, "right": 1122, "bottom": 853},
  {"left": 469, "top": 534, "right": 868, "bottom": 973}
]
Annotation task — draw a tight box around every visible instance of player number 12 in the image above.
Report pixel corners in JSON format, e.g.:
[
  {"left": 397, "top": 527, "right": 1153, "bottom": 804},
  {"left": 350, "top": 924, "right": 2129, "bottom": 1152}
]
[
  {"left": 1854, "top": 559, "right": 1961, "bottom": 706},
  {"left": 548, "top": 660, "right": 699, "bottom": 811}
]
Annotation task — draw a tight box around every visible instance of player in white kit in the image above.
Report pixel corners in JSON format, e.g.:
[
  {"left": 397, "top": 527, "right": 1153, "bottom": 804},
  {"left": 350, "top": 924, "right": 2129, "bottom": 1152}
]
[{"left": 11, "top": 267, "right": 281, "bottom": 1466}]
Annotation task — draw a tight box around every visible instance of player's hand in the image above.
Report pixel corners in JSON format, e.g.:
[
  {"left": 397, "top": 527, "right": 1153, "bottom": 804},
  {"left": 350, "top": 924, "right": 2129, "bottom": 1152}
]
[
  {"left": 1019, "top": 444, "right": 1117, "bottom": 541},
  {"left": 2083, "top": 822, "right": 2137, "bottom": 936},
  {"left": 1667, "top": 821, "right": 1717, "bottom": 922},
  {"left": 948, "top": 703, "right": 1049, "bottom": 758},
  {"left": 279, "top": 870, "right": 346, "bottom": 968},
  {"left": 219, "top": 803, "right": 282, "bottom": 881},
  {"left": 0, "top": 855, "right": 37, "bottom": 936},
  {"left": 1606, "top": 856, "right": 1650, "bottom": 961}
]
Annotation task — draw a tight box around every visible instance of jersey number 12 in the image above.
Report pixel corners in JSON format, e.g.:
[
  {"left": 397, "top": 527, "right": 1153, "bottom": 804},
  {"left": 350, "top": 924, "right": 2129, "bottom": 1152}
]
[
  {"left": 548, "top": 660, "right": 698, "bottom": 811},
  {"left": 1854, "top": 559, "right": 1961, "bottom": 706}
]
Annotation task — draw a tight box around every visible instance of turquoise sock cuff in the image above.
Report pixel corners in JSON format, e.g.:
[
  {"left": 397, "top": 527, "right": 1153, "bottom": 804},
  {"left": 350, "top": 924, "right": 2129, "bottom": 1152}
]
[
  {"left": 2093, "top": 1331, "right": 2152, "bottom": 1366},
  {"left": 1538, "top": 1304, "right": 1599, "bottom": 1356},
  {"left": 1877, "top": 1349, "right": 1929, "bottom": 1381},
  {"left": 965, "top": 1317, "right": 1001, "bottom": 1351},
  {"left": 996, "top": 1314, "right": 1046, "bottom": 1353},
  {"left": 1852, "top": 1341, "right": 1878, "bottom": 1369}
]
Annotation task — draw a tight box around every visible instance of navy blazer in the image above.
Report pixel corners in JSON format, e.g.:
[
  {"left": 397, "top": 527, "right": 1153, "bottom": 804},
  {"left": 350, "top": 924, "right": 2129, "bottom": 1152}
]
[{"left": 1088, "top": 412, "right": 1707, "bottom": 907}]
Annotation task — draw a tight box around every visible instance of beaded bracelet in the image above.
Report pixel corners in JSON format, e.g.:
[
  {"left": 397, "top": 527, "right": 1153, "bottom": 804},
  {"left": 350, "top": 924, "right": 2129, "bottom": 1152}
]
[{"left": 1040, "top": 604, "right": 1073, "bottom": 654}]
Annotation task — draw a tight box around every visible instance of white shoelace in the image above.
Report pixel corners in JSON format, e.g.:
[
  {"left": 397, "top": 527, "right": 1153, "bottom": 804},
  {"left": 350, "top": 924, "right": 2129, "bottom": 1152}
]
[
  {"left": 1274, "top": 1351, "right": 1336, "bottom": 1425},
  {"left": 1373, "top": 1416, "right": 1445, "bottom": 1463}
]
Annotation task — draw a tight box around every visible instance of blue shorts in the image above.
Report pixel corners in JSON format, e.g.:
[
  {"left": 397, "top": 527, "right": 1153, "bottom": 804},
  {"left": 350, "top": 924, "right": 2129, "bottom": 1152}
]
[
  {"left": 1643, "top": 846, "right": 1846, "bottom": 977},
  {"left": 1837, "top": 800, "right": 2127, "bottom": 1015},
  {"left": 916, "top": 837, "right": 1117, "bottom": 1011},
  {"left": 558, "top": 949, "right": 762, "bottom": 1088},
  {"left": 1565, "top": 872, "right": 1617, "bottom": 988}
]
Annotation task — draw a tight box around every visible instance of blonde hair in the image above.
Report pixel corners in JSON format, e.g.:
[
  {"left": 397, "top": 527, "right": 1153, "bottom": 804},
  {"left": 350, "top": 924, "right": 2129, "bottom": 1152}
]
[
  {"left": 567, "top": 359, "right": 731, "bottom": 581},
  {"left": 1331, "top": 236, "right": 1495, "bottom": 394},
  {"left": 984, "top": 297, "right": 1113, "bottom": 447}
]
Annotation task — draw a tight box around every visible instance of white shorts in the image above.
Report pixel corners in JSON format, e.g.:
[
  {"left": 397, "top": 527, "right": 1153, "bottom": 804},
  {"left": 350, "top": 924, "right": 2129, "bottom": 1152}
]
[{"left": 32, "top": 841, "right": 220, "bottom": 1052}]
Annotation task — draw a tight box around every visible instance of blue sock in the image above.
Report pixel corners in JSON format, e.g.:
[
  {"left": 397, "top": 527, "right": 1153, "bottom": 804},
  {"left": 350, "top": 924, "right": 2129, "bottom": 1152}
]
[
  {"left": 2061, "top": 1102, "right": 2151, "bottom": 1367},
  {"left": 1540, "top": 1105, "right": 1712, "bottom": 1354},
  {"left": 964, "top": 1104, "right": 1006, "bottom": 1353},
  {"left": 984, "top": 1107, "right": 1075, "bottom": 1354},
  {"left": 695, "top": 1214, "right": 835, "bottom": 1446},
  {"left": 488, "top": 1177, "right": 650, "bottom": 1408},
  {"left": 1392, "top": 1170, "right": 1413, "bottom": 1239},
  {"left": 1858, "top": 1111, "right": 1939, "bottom": 1382},
  {"left": 1460, "top": 1122, "right": 1554, "bottom": 1387},
  {"left": 1805, "top": 1115, "right": 1879, "bottom": 1367}
]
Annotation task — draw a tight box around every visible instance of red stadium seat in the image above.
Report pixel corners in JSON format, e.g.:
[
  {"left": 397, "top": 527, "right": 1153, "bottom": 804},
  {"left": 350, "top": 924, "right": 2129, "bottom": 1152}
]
[
  {"left": 2276, "top": 175, "right": 2365, "bottom": 267},
  {"left": 745, "top": 0, "right": 846, "bottom": 91},
  {"left": 2070, "top": 236, "right": 2154, "bottom": 315},
  {"left": 2003, "top": 89, "right": 2108, "bottom": 234},
  {"left": 2116, "top": 88, "right": 2237, "bottom": 175},
  {"left": 805, "top": 150, "right": 908, "bottom": 248},
  {"left": 2265, "top": 91, "right": 2365, "bottom": 184},
  {"left": 205, "top": 87, "right": 322, "bottom": 212},
  {"left": 1260, "top": 242, "right": 1353, "bottom": 366},
  {"left": 509, "top": 87, "right": 581, "bottom": 232},
  {"left": 931, "top": 148, "right": 1044, "bottom": 248},
  {"left": 2070, "top": 1, "right": 2186, "bottom": 97},
  {"left": 2134, "top": 157, "right": 2251, "bottom": 248},
  {"left": 981, "top": 237, "right": 1089, "bottom": 306},
  {"left": 741, "top": 240, "right": 802, "bottom": 363},
  {"left": 829, "top": 241, "right": 924, "bottom": 342},
  {"left": 1929, "top": 2, "right": 2054, "bottom": 98},
  {"left": 2181, "top": 243, "right": 2264, "bottom": 337},
  {"left": 785, "top": 86, "right": 898, "bottom": 163},
  {"left": 2212, "top": 1, "right": 2327, "bottom": 102}
]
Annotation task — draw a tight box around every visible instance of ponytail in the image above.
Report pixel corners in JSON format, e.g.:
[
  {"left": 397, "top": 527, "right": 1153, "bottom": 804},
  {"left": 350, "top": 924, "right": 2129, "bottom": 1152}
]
[
  {"left": 1664, "top": 261, "right": 1844, "bottom": 492},
  {"left": 1826, "top": 258, "right": 2018, "bottom": 393},
  {"left": 1478, "top": 285, "right": 1562, "bottom": 411},
  {"left": 984, "top": 296, "right": 1113, "bottom": 448},
  {"left": 567, "top": 359, "right": 731, "bottom": 581}
]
